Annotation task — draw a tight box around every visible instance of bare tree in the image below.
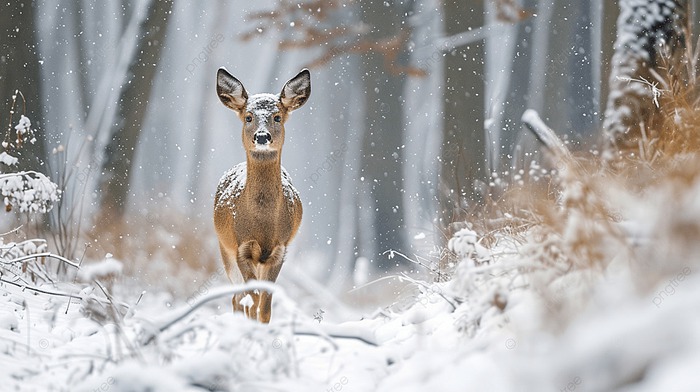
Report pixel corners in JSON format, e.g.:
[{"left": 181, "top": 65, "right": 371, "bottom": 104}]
[
  {"left": 97, "top": 0, "right": 174, "bottom": 221},
  {"left": 355, "top": 0, "right": 414, "bottom": 269},
  {"left": 603, "top": 0, "right": 688, "bottom": 155},
  {"left": 438, "top": 0, "right": 487, "bottom": 237},
  {"left": 0, "top": 0, "right": 47, "bottom": 171}
]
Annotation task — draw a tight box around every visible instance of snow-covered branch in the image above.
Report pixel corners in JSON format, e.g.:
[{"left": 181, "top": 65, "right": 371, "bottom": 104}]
[{"left": 142, "top": 282, "right": 379, "bottom": 347}]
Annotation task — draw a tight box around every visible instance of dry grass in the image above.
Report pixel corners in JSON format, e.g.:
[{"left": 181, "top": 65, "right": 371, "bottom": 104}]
[
  {"left": 86, "top": 210, "right": 222, "bottom": 298},
  {"left": 463, "top": 33, "right": 700, "bottom": 325}
]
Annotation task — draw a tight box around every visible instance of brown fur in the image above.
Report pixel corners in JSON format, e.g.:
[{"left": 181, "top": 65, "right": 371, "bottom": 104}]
[{"left": 214, "top": 68, "right": 309, "bottom": 323}]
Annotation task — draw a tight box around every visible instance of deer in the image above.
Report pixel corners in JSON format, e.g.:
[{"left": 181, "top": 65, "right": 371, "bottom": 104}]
[{"left": 214, "top": 68, "right": 310, "bottom": 323}]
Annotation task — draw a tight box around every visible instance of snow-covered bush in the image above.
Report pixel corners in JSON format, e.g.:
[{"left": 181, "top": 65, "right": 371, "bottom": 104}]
[
  {"left": 1, "top": 112, "right": 60, "bottom": 213},
  {"left": 1, "top": 107, "right": 63, "bottom": 282},
  {"left": 0, "top": 168, "right": 61, "bottom": 213}
]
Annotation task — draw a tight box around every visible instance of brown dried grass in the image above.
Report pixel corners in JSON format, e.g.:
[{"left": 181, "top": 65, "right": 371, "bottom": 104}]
[{"left": 472, "top": 33, "right": 700, "bottom": 320}]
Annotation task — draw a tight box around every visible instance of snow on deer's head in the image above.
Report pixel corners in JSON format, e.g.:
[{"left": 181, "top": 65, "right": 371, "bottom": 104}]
[{"left": 216, "top": 68, "right": 310, "bottom": 160}]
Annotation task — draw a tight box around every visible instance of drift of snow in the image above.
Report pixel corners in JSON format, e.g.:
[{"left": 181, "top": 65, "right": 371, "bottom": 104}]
[
  {"left": 0, "top": 152, "right": 18, "bottom": 166},
  {"left": 78, "top": 258, "right": 124, "bottom": 281}
]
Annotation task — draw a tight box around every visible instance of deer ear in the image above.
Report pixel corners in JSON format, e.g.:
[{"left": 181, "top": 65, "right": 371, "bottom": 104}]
[
  {"left": 280, "top": 69, "right": 311, "bottom": 111},
  {"left": 217, "top": 68, "right": 248, "bottom": 113}
]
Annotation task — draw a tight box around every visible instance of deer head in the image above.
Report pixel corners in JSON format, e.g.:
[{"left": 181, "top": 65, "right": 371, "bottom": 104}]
[{"left": 216, "top": 68, "right": 311, "bottom": 161}]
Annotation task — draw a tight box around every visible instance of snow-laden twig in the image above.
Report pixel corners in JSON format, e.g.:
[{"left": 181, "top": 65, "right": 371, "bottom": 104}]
[
  {"left": 0, "top": 170, "right": 52, "bottom": 180},
  {"left": 0, "top": 225, "right": 23, "bottom": 236},
  {"left": 146, "top": 281, "right": 280, "bottom": 340},
  {"left": 0, "top": 276, "right": 79, "bottom": 299},
  {"left": 382, "top": 249, "right": 436, "bottom": 273},
  {"left": 397, "top": 273, "right": 459, "bottom": 311},
  {"left": 347, "top": 274, "right": 401, "bottom": 293},
  {"left": 292, "top": 323, "right": 377, "bottom": 347},
  {"left": 521, "top": 109, "right": 575, "bottom": 167},
  {"left": 142, "top": 281, "right": 379, "bottom": 347},
  {"left": 432, "top": 22, "right": 511, "bottom": 53},
  {"left": 616, "top": 75, "right": 665, "bottom": 108},
  {"left": 1, "top": 252, "right": 80, "bottom": 269}
]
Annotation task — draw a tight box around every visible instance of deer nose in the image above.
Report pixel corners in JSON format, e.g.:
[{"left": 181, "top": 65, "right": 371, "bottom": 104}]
[{"left": 255, "top": 132, "right": 272, "bottom": 145}]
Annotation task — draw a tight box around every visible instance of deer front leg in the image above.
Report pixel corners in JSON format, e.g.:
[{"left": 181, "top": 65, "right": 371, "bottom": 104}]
[
  {"left": 219, "top": 243, "right": 248, "bottom": 314},
  {"left": 236, "top": 240, "right": 263, "bottom": 319},
  {"left": 256, "top": 245, "right": 286, "bottom": 323}
]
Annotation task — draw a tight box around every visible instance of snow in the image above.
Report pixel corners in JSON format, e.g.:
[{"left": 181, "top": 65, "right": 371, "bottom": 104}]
[
  {"left": 0, "top": 152, "right": 18, "bottom": 166},
  {"left": 216, "top": 162, "right": 247, "bottom": 209},
  {"left": 1, "top": 203, "right": 700, "bottom": 391},
  {"left": 78, "top": 258, "right": 124, "bottom": 282},
  {"left": 239, "top": 293, "right": 254, "bottom": 308},
  {"left": 0, "top": 171, "right": 61, "bottom": 213},
  {"left": 216, "top": 161, "right": 301, "bottom": 210},
  {"left": 447, "top": 228, "right": 490, "bottom": 265},
  {"left": 14, "top": 115, "right": 32, "bottom": 135},
  {"left": 247, "top": 93, "right": 280, "bottom": 119}
]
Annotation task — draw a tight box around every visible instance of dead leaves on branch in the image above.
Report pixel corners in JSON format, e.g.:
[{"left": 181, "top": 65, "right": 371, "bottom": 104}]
[
  {"left": 241, "top": 0, "right": 531, "bottom": 76},
  {"left": 494, "top": 0, "right": 533, "bottom": 23},
  {"left": 240, "top": 0, "right": 420, "bottom": 77}
]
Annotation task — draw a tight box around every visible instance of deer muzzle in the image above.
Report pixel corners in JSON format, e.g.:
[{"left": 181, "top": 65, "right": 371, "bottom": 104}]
[{"left": 254, "top": 131, "right": 272, "bottom": 146}]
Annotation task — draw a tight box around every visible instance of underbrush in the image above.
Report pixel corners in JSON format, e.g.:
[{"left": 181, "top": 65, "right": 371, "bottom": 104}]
[
  {"left": 85, "top": 211, "right": 223, "bottom": 299},
  {"left": 423, "top": 34, "right": 700, "bottom": 342}
]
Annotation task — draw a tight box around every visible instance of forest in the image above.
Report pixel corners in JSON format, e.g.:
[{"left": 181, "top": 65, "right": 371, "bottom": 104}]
[{"left": 1, "top": 0, "right": 699, "bottom": 390}]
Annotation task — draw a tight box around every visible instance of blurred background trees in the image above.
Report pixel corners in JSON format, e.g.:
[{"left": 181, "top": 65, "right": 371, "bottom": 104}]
[{"left": 0, "top": 0, "right": 46, "bottom": 171}]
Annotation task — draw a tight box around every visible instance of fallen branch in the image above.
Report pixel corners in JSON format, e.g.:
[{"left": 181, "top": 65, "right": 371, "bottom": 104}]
[
  {"left": 521, "top": 109, "right": 575, "bottom": 166},
  {"left": 142, "top": 282, "right": 379, "bottom": 347}
]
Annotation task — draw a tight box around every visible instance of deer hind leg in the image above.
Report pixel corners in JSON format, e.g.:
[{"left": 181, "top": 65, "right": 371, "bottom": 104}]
[
  {"left": 237, "top": 240, "right": 264, "bottom": 319},
  {"left": 256, "top": 245, "right": 286, "bottom": 323}
]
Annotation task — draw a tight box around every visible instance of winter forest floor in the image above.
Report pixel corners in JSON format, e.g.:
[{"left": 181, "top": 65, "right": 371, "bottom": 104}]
[{"left": 1, "top": 160, "right": 700, "bottom": 392}]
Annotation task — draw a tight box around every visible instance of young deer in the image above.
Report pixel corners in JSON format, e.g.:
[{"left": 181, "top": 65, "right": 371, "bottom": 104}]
[{"left": 214, "top": 68, "right": 310, "bottom": 323}]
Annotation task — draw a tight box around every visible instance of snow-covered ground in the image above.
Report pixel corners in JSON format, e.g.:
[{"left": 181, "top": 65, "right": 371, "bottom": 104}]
[{"left": 1, "top": 215, "right": 698, "bottom": 392}]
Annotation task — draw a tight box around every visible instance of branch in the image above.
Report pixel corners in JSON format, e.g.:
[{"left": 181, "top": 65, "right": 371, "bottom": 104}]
[
  {"left": 2, "top": 252, "right": 81, "bottom": 269},
  {"left": 434, "top": 22, "right": 511, "bottom": 52},
  {"left": 521, "top": 109, "right": 575, "bottom": 167},
  {"left": 141, "top": 282, "right": 378, "bottom": 347},
  {"left": 0, "top": 276, "right": 81, "bottom": 299}
]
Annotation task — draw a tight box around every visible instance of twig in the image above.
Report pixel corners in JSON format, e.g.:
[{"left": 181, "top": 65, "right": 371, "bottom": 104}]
[
  {"left": 2, "top": 252, "right": 80, "bottom": 269},
  {"left": 521, "top": 109, "right": 574, "bottom": 164},
  {"left": 0, "top": 225, "right": 23, "bottom": 236},
  {"left": 147, "top": 281, "right": 282, "bottom": 341},
  {"left": 0, "top": 276, "right": 80, "bottom": 299},
  {"left": 381, "top": 249, "right": 436, "bottom": 274},
  {"left": 292, "top": 323, "right": 377, "bottom": 347},
  {"left": 397, "top": 273, "right": 459, "bottom": 311},
  {"left": 142, "top": 282, "right": 378, "bottom": 347}
]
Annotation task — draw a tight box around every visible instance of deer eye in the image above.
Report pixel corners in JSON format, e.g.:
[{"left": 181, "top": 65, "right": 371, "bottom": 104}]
[
  {"left": 273, "top": 115, "right": 282, "bottom": 123},
  {"left": 245, "top": 115, "right": 253, "bottom": 123}
]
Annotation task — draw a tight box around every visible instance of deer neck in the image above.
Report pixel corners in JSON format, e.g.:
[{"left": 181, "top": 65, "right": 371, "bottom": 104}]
[{"left": 245, "top": 151, "right": 283, "bottom": 205}]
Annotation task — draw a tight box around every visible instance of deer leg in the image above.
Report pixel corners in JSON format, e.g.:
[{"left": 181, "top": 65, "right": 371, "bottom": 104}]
[
  {"left": 236, "top": 240, "right": 263, "bottom": 319},
  {"left": 256, "top": 245, "right": 286, "bottom": 323},
  {"left": 219, "top": 243, "right": 247, "bottom": 313}
]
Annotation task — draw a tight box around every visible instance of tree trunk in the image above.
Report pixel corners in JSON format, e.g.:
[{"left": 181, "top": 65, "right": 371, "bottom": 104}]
[
  {"left": 603, "top": 0, "right": 688, "bottom": 155},
  {"left": 357, "top": 0, "right": 411, "bottom": 270},
  {"left": 97, "top": 0, "right": 173, "bottom": 222},
  {"left": 438, "top": 0, "right": 486, "bottom": 234},
  {"left": 0, "top": 0, "right": 47, "bottom": 171}
]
